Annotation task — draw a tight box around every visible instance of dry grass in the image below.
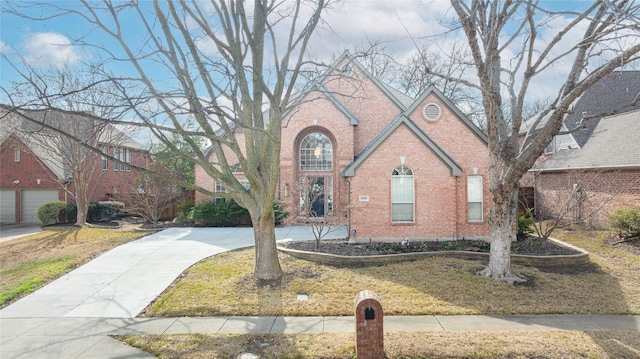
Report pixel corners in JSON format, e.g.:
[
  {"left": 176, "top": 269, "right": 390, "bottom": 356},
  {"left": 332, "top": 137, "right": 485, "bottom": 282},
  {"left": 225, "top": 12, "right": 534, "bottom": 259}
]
[
  {"left": 146, "top": 226, "right": 639, "bottom": 317},
  {"left": 0, "top": 225, "right": 148, "bottom": 307},
  {"left": 122, "top": 331, "right": 640, "bottom": 358}
]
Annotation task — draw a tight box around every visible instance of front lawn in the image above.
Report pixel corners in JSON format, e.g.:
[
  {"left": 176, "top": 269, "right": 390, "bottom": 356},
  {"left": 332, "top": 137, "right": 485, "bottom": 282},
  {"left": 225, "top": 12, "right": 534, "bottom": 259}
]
[
  {"left": 145, "top": 226, "right": 639, "bottom": 317},
  {"left": 0, "top": 226, "right": 149, "bottom": 307}
]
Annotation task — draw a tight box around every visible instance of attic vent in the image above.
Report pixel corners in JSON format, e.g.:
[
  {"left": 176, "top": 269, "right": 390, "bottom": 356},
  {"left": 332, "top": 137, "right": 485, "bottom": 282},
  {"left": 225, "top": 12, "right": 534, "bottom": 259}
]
[
  {"left": 341, "top": 64, "right": 352, "bottom": 76},
  {"left": 423, "top": 103, "right": 441, "bottom": 121}
]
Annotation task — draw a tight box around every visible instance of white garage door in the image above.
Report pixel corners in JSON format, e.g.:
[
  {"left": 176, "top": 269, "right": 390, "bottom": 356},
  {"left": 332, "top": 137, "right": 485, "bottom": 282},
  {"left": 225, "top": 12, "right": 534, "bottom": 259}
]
[
  {"left": 1, "top": 189, "right": 16, "bottom": 224},
  {"left": 21, "top": 189, "right": 60, "bottom": 224}
]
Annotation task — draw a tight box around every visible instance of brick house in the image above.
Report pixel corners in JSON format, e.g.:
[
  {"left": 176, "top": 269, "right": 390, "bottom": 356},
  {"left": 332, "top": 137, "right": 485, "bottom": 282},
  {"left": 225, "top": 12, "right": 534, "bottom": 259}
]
[
  {"left": 195, "top": 52, "right": 491, "bottom": 241},
  {"left": 0, "top": 108, "right": 149, "bottom": 224},
  {"left": 520, "top": 71, "right": 640, "bottom": 227}
]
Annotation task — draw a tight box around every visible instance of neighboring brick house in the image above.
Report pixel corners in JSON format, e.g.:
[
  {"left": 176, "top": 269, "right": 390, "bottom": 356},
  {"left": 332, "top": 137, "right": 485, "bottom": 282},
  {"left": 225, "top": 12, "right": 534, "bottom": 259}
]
[
  {"left": 195, "top": 52, "right": 491, "bottom": 241},
  {"left": 0, "top": 108, "right": 149, "bottom": 224},
  {"left": 521, "top": 71, "right": 640, "bottom": 227}
]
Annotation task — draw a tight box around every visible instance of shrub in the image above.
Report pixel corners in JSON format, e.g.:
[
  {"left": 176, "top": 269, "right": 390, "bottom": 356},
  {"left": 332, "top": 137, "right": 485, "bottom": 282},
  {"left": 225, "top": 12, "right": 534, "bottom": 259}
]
[
  {"left": 87, "top": 201, "right": 124, "bottom": 222},
  {"left": 193, "top": 200, "right": 288, "bottom": 227},
  {"left": 608, "top": 207, "right": 640, "bottom": 237},
  {"left": 177, "top": 199, "right": 195, "bottom": 221},
  {"left": 193, "top": 200, "right": 248, "bottom": 226},
  {"left": 517, "top": 213, "right": 534, "bottom": 240},
  {"left": 273, "top": 201, "right": 288, "bottom": 226},
  {"left": 37, "top": 201, "right": 67, "bottom": 225},
  {"left": 62, "top": 203, "right": 77, "bottom": 223}
]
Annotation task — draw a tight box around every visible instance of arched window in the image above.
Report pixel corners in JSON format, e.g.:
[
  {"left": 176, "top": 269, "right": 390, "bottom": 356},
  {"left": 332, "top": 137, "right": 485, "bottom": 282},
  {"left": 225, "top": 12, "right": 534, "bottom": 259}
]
[
  {"left": 300, "top": 133, "right": 332, "bottom": 171},
  {"left": 391, "top": 165, "right": 414, "bottom": 222}
]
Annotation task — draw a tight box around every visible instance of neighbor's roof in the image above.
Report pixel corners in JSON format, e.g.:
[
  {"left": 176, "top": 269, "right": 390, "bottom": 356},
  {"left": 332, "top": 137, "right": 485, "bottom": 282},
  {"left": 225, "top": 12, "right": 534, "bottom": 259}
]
[{"left": 533, "top": 109, "right": 640, "bottom": 171}]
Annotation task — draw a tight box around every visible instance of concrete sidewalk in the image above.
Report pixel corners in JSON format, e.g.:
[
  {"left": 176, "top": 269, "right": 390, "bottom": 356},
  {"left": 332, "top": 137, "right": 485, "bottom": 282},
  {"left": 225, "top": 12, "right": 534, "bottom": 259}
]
[{"left": 1, "top": 315, "right": 638, "bottom": 358}]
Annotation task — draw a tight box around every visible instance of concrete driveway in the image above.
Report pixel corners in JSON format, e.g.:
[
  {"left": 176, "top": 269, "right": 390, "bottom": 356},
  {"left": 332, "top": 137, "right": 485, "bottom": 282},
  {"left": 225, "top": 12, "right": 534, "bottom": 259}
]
[
  {"left": 0, "top": 226, "right": 346, "bottom": 319},
  {"left": 0, "top": 224, "right": 43, "bottom": 243}
]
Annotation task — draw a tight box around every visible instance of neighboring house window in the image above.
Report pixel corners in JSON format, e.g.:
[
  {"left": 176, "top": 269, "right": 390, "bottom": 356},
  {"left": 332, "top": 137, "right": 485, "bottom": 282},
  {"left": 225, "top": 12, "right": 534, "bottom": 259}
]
[
  {"left": 14, "top": 148, "right": 20, "bottom": 162},
  {"left": 544, "top": 138, "right": 555, "bottom": 154},
  {"left": 113, "top": 147, "right": 130, "bottom": 171},
  {"left": 114, "top": 148, "right": 120, "bottom": 171},
  {"left": 467, "top": 175, "right": 483, "bottom": 222},
  {"left": 300, "top": 133, "right": 332, "bottom": 171},
  {"left": 391, "top": 165, "right": 414, "bottom": 222},
  {"left": 215, "top": 182, "right": 225, "bottom": 204},
  {"left": 125, "top": 149, "right": 132, "bottom": 171},
  {"left": 101, "top": 146, "right": 108, "bottom": 170}
]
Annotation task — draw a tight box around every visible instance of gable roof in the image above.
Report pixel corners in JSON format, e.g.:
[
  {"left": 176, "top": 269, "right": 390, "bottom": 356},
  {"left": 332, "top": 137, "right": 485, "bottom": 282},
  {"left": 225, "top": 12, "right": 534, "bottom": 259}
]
[
  {"left": 320, "top": 50, "right": 409, "bottom": 111},
  {"left": 522, "top": 71, "right": 640, "bottom": 146},
  {"left": 563, "top": 71, "right": 640, "bottom": 148},
  {"left": 405, "top": 85, "right": 488, "bottom": 145},
  {"left": 533, "top": 109, "right": 640, "bottom": 171},
  {"left": 1, "top": 107, "right": 146, "bottom": 179},
  {"left": 342, "top": 115, "right": 463, "bottom": 177}
]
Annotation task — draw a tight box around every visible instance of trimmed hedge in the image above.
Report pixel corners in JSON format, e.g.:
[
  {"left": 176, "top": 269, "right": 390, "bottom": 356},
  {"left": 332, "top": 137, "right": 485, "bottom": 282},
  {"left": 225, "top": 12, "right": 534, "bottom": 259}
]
[{"left": 193, "top": 200, "right": 288, "bottom": 227}]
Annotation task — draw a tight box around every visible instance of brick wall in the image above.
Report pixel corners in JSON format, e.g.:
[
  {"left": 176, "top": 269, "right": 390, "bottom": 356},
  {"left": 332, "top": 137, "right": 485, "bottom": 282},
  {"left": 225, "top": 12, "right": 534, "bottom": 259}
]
[
  {"left": 1, "top": 135, "right": 150, "bottom": 222},
  {"left": 195, "top": 57, "right": 492, "bottom": 240},
  {"left": 535, "top": 169, "right": 640, "bottom": 228},
  {"left": 0, "top": 136, "right": 63, "bottom": 223}
]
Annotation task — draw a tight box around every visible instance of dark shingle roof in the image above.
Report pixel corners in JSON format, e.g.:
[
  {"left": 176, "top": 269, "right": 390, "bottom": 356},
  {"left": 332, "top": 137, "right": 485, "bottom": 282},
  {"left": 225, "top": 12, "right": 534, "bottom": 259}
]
[
  {"left": 534, "top": 109, "right": 640, "bottom": 171},
  {"left": 564, "top": 71, "right": 640, "bottom": 147}
]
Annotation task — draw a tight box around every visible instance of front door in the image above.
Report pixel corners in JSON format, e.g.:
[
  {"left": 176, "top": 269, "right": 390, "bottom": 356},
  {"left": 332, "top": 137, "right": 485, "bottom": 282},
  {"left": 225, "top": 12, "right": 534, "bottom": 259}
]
[{"left": 300, "top": 176, "right": 332, "bottom": 219}]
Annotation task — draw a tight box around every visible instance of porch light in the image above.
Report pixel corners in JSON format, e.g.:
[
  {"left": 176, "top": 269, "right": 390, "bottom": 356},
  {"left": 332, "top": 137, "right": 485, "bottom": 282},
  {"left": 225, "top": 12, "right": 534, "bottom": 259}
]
[
  {"left": 284, "top": 183, "right": 290, "bottom": 197},
  {"left": 37, "top": 178, "right": 41, "bottom": 185}
]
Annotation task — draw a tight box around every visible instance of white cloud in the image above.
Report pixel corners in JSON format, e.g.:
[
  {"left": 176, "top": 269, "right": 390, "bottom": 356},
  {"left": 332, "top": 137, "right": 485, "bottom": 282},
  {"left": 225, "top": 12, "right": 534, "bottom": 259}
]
[
  {"left": 23, "top": 32, "right": 81, "bottom": 68},
  {"left": 0, "top": 40, "right": 7, "bottom": 54}
]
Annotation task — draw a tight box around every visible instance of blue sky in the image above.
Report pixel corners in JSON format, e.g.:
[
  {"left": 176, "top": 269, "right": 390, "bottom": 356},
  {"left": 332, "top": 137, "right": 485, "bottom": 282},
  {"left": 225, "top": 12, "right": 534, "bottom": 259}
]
[{"left": 1, "top": 1, "right": 636, "bottom": 114}]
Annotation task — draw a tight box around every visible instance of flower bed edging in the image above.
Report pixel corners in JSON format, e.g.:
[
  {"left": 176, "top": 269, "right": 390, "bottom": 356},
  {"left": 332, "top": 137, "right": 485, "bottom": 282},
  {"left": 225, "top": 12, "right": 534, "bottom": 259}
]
[{"left": 276, "top": 237, "right": 590, "bottom": 268}]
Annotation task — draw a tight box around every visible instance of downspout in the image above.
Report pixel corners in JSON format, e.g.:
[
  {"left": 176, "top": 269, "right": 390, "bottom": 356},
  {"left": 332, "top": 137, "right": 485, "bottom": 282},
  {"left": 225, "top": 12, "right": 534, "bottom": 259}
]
[
  {"left": 346, "top": 178, "right": 351, "bottom": 238},
  {"left": 455, "top": 175, "right": 459, "bottom": 239}
]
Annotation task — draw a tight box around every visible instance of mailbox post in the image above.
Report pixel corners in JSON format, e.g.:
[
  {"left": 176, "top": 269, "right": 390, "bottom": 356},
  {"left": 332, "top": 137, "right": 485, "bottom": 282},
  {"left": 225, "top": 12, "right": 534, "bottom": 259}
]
[{"left": 354, "top": 290, "right": 384, "bottom": 359}]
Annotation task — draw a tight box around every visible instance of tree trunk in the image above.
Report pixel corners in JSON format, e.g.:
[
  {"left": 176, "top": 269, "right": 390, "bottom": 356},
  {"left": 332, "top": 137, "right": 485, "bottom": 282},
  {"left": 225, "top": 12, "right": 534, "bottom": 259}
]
[
  {"left": 75, "top": 186, "right": 89, "bottom": 226},
  {"left": 478, "top": 186, "right": 526, "bottom": 284},
  {"left": 251, "top": 206, "right": 282, "bottom": 282}
]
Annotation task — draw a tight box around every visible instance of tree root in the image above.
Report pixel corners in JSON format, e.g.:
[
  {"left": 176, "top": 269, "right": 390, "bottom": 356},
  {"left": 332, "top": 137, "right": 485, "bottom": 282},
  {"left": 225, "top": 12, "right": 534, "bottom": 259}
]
[{"left": 477, "top": 266, "right": 528, "bottom": 285}]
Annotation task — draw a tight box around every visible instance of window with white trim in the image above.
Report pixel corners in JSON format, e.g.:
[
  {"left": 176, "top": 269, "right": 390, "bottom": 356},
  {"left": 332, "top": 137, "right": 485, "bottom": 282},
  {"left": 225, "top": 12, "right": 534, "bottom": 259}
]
[
  {"left": 214, "top": 182, "right": 226, "bottom": 204},
  {"left": 14, "top": 148, "right": 20, "bottom": 162},
  {"left": 113, "top": 147, "right": 131, "bottom": 171},
  {"left": 467, "top": 175, "right": 483, "bottom": 221},
  {"left": 101, "top": 146, "right": 108, "bottom": 170},
  {"left": 114, "top": 148, "right": 120, "bottom": 170},
  {"left": 391, "top": 165, "right": 414, "bottom": 222},
  {"left": 300, "top": 133, "right": 332, "bottom": 171},
  {"left": 125, "top": 149, "right": 131, "bottom": 171}
]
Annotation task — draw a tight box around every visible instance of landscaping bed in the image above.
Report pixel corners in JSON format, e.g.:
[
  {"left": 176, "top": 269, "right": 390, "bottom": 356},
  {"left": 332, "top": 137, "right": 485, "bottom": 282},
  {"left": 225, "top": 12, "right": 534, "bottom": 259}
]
[{"left": 277, "top": 237, "right": 590, "bottom": 268}]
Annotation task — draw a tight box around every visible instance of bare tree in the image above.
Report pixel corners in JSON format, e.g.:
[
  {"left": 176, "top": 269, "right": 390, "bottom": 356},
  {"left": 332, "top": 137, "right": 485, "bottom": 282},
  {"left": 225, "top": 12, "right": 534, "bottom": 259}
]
[
  {"left": 2, "top": 0, "right": 328, "bottom": 281},
  {"left": 2, "top": 65, "right": 136, "bottom": 226},
  {"left": 445, "top": 0, "right": 640, "bottom": 283},
  {"left": 115, "top": 162, "right": 184, "bottom": 227},
  {"left": 521, "top": 169, "right": 619, "bottom": 239}
]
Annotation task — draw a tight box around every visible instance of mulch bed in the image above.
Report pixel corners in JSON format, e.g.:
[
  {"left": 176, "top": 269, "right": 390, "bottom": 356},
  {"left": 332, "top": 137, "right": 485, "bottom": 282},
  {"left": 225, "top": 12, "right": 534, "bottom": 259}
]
[{"left": 280, "top": 237, "right": 581, "bottom": 257}]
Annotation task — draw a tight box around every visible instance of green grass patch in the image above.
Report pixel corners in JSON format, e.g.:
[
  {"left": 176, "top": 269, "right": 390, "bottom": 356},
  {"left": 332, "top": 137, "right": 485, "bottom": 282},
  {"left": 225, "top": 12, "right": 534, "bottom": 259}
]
[{"left": 0, "top": 257, "right": 74, "bottom": 305}]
